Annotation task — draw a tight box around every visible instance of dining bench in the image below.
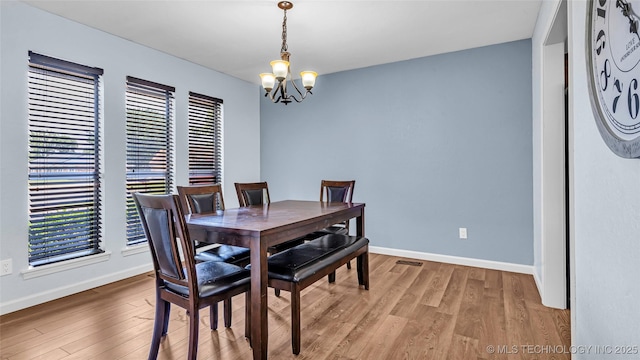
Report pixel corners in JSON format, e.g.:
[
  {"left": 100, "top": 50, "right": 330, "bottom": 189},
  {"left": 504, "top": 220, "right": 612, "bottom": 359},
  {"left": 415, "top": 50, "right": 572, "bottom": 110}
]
[{"left": 260, "top": 233, "right": 369, "bottom": 354}]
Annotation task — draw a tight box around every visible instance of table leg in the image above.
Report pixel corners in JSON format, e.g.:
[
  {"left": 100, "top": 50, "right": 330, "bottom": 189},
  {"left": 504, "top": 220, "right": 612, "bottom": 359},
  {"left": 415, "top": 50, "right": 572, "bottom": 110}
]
[
  {"left": 250, "top": 237, "right": 268, "bottom": 359},
  {"left": 356, "top": 209, "right": 365, "bottom": 237},
  {"left": 356, "top": 209, "right": 369, "bottom": 290}
]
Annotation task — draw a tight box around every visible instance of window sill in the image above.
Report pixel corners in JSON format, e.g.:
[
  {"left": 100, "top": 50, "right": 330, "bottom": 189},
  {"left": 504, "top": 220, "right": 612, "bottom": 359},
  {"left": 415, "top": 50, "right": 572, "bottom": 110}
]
[
  {"left": 22, "top": 251, "right": 112, "bottom": 280},
  {"left": 121, "top": 243, "right": 149, "bottom": 257}
]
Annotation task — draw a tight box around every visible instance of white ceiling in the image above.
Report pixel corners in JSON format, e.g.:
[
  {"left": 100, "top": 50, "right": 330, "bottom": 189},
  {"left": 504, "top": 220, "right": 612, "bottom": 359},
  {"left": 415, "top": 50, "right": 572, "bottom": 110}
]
[{"left": 23, "top": 0, "right": 542, "bottom": 85}]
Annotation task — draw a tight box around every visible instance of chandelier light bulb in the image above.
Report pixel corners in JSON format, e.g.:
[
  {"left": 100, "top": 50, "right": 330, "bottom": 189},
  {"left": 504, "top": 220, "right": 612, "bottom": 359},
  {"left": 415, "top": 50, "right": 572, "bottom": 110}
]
[
  {"left": 270, "top": 60, "right": 289, "bottom": 81},
  {"left": 259, "top": 73, "right": 276, "bottom": 92},
  {"left": 300, "top": 71, "right": 317, "bottom": 90}
]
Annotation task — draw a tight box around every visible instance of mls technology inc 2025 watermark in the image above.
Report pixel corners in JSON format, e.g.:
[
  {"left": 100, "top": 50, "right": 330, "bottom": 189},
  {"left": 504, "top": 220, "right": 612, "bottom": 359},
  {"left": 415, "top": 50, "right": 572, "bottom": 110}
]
[{"left": 485, "top": 344, "right": 639, "bottom": 355}]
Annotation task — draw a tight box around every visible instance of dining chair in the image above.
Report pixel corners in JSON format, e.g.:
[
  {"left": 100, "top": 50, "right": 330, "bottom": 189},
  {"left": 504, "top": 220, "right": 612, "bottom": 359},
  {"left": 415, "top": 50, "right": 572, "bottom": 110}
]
[
  {"left": 177, "top": 184, "right": 250, "bottom": 266},
  {"left": 315, "top": 180, "right": 356, "bottom": 269},
  {"left": 234, "top": 181, "right": 305, "bottom": 296},
  {"left": 319, "top": 180, "right": 355, "bottom": 235},
  {"left": 234, "top": 181, "right": 271, "bottom": 207},
  {"left": 234, "top": 182, "right": 304, "bottom": 253},
  {"left": 133, "top": 193, "right": 251, "bottom": 360}
]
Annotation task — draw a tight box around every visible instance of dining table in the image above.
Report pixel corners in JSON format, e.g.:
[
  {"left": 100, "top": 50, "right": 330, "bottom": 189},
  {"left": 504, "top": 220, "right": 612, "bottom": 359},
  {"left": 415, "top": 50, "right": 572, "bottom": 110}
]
[{"left": 185, "top": 199, "right": 366, "bottom": 360}]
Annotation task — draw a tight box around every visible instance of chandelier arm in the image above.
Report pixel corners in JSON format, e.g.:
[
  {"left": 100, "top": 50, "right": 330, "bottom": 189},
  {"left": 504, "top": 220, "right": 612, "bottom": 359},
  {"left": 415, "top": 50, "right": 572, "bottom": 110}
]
[
  {"left": 282, "top": 93, "right": 301, "bottom": 103},
  {"left": 279, "top": 80, "right": 288, "bottom": 101},
  {"left": 288, "top": 76, "right": 306, "bottom": 97},
  {"left": 268, "top": 91, "right": 284, "bottom": 104},
  {"left": 294, "top": 89, "right": 313, "bottom": 102},
  {"left": 284, "top": 88, "right": 311, "bottom": 103},
  {"left": 288, "top": 95, "right": 304, "bottom": 103},
  {"left": 264, "top": 81, "right": 279, "bottom": 103}
]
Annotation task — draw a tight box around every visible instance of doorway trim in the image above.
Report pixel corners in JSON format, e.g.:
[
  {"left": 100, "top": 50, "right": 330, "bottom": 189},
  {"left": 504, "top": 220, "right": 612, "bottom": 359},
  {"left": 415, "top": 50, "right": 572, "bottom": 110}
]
[{"left": 535, "top": 0, "right": 568, "bottom": 309}]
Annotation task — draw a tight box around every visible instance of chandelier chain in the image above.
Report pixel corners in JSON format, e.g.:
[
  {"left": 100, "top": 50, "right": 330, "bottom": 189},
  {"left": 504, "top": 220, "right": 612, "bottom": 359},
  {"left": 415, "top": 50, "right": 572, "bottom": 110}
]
[{"left": 281, "top": 8, "right": 288, "bottom": 53}]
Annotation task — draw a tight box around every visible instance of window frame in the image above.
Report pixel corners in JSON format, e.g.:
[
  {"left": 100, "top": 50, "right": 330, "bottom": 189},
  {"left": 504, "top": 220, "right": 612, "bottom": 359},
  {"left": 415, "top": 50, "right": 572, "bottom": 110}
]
[
  {"left": 187, "top": 91, "right": 223, "bottom": 186},
  {"left": 27, "top": 51, "right": 104, "bottom": 267},
  {"left": 125, "top": 76, "right": 175, "bottom": 246}
]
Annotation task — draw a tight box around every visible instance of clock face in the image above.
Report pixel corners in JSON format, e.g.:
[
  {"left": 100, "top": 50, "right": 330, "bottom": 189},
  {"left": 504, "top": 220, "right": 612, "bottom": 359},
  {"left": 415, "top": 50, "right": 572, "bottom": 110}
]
[{"left": 587, "top": 0, "right": 640, "bottom": 158}]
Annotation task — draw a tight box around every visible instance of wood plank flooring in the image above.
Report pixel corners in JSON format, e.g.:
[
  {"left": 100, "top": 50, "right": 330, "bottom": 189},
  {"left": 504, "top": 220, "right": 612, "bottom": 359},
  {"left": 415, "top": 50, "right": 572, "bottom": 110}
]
[{"left": 0, "top": 254, "right": 571, "bottom": 359}]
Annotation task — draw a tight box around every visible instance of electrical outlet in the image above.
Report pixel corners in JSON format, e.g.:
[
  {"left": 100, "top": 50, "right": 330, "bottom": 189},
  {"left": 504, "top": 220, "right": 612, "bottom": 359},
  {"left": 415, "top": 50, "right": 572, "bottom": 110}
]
[
  {"left": 459, "top": 228, "right": 468, "bottom": 239},
  {"left": 1, "top": 259, "right": 12, "bottom": 276}
]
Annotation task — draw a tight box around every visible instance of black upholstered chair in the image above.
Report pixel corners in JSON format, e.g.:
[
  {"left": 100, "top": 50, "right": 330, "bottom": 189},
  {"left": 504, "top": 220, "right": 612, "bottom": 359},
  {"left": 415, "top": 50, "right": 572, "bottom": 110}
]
[
  {"left": 133, "top": 193, "right": 251, "bottom": 360},
  {"left": 234, "top": 181, "right": 307, "bottom": 297},
  {"left": 177, "top": 184, "right": 250, "bottom": 266},
  {"left": 312, "top": 180, "right": 356, "bottom": 269},
  {"left": 234, "top": 181, "right": 271, "bottom": 207},
  {"left": 318, "top": 180, "right": 355, "bottom": 235},
  {"left": 234, "top": 181, "right": 306, "bottom": 252}
]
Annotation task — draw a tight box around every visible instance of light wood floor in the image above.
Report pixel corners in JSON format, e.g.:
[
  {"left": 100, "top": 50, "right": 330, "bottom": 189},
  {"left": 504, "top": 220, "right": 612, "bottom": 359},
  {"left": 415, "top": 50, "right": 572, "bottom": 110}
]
[{"left": 0, "top": 254, "right": 571, "bottom": 359}]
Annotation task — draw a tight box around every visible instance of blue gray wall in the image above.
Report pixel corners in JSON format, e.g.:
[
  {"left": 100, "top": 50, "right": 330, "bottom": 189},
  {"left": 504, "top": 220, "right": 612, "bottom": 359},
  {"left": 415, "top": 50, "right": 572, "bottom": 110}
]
[{"left": 261, "top": 39, "right": 533, "bottom": 265}]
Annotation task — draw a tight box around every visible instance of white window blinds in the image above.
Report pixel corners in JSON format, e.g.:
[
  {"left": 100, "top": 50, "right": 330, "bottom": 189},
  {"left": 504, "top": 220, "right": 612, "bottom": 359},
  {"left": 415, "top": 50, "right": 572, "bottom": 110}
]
[
  {"left": 27, "top": 51, "right": 104, "bottom": 266},
  {"left": 125, "top": 76, "right": 175, "bottom": 245},
  {"left": 188, "top": 92, "right": 223, "bottom": 185}
]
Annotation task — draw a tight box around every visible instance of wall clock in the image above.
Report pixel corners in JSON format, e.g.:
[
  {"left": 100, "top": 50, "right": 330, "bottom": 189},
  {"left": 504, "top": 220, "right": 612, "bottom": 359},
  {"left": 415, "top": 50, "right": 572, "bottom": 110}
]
[{"left": 587, "top": 0, "right": 640, "bottom": 158}]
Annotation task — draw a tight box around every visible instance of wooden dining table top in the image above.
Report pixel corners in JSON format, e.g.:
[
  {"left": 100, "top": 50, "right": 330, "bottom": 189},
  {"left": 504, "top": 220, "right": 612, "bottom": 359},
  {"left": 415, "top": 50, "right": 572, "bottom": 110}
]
[{"left": 186, "top": 200, "right": 365, "bottom": 244}]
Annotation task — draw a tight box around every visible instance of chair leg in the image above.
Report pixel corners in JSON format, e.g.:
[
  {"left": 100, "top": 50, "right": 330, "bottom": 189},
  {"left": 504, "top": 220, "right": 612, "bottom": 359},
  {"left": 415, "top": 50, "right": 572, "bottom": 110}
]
[
  {"left": 275, "top": 288, "right": 281, "bottom": 297},
  {"left": 291, "top": 284, "right": 301, "bottom": 355},
  {"left": 148, "top": 297, "right": 167, "bottom": 360},
  {"left": 162, "top": 302, "right": 171, "bottom": 336},
  {"left": 346, "top": 260, "right": 351, "bottom": 269},
  {"left": 187, "top": 309, "right": 200, "bottom": 360},
  {"left": 328, "top": 271, "right": 336, "bottom": 283},
  {"left": 210, "top": 302, "right": 218, "bottom": 330},
  {"left": 224, "top": 298, "right": 232, "bottom": 328},
  {"left": 357, "top": 255, "right": 363, "bottom": 286},
  {"left": 363, "top": 252, "right": 369, "bottom": 290}
]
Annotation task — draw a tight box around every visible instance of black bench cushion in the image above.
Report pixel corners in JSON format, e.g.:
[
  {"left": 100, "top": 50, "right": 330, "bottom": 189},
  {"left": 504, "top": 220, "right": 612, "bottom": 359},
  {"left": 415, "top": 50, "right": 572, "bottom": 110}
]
[
  {"left": 264, "top": 234, "right": 369, "bottom": 283},
  {"left": 165, "top": 261, "right": 250, "bottom": 298},
  {"left": 302, "top": 226, "right": 349, "bottom": 243},
  {"left": 307, "top": 233, "right": 359, "bottom": 250}
]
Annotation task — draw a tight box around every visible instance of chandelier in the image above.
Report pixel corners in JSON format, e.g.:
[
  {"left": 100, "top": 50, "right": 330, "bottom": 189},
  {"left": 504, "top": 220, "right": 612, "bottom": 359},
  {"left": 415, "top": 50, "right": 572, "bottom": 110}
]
[{"left": 260, "top": 1, "right": 317, "bottom": 105}]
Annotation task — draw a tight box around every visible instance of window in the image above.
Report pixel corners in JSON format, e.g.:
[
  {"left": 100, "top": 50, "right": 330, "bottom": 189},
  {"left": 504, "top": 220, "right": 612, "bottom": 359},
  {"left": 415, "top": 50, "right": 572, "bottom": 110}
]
[
  {"left": 125, "top": 77, "right": 175, "bottom": 245},
  {"left": 27, "top": 52, "right": 104, "bottom": 266},
  {"left": 188, "top": 92, "right": 223, "bottom": 185}
]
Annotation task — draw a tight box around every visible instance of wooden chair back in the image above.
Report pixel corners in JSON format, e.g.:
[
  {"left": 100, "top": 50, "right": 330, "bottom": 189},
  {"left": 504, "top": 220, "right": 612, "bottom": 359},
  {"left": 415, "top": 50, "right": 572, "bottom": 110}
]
[
  {"left": 235, "top": 182, "right": 270, "bottom": 207},
  {"left": 320, "top": 180, "right": 355, "bottom": 203},
  {"left": 320, "top": 180, "right": 355, "bottom": 232},
  {"left": 177, "top": 184, "right": 226, "bottom": 215},
  {"left": 132, "top": 193, "right": 197, "bottom": 294}
]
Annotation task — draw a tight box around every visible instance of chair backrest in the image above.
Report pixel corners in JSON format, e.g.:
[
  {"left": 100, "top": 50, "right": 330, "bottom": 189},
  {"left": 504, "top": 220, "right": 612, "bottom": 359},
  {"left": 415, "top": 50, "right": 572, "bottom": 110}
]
[
  {"left": 235, "top": 182, "right": 270, "bottom": 207},
  {"left": 133, "top": 193, "right": 197, "bottom": 293},
  {"left": 177, "top": 184, "right": 226, "bottom": 215},
  {"left": 320, "top": 180, "right": 355, "bottom": 203}
]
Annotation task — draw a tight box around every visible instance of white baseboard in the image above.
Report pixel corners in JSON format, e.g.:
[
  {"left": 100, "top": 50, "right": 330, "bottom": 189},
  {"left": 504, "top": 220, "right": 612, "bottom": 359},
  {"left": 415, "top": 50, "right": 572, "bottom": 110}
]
[
  {"left": 533, "top": 269, "right": 544, "bottom": 298},
  {"left": 0, "top": 263, "right": 153, "bottom": 316},
  {"left": 1, "top": 248, "right": 534, "bottom": 315},
  {"left": 369, "top": 246, "right": 534, "bottom": 275}
]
